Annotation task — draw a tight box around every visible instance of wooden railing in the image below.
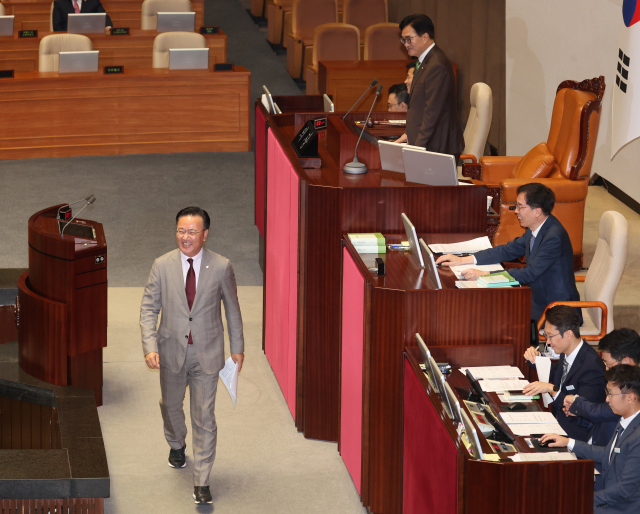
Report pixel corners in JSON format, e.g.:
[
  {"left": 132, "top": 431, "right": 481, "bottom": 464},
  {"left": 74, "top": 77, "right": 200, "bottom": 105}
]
[{"left": 0, "top": 396, "right": 61, "bottom": 450}]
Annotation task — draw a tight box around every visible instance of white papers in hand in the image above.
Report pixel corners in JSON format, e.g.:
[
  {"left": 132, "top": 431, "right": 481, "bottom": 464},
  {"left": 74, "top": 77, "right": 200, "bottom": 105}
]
[
  {"left": 511, "top": 452, "right": 576, "bottom": 462},
  {"left": 535, "top": 355, "right": 553, "bottom": 408},
  {"left": 428, "top": 236, "right": 492, "bottom": 255},
  {"left": 450, "top": 264, "right": 504, "bottom": 280},
  {"left": 460, "top": 366, "right": 524, "bottom": 379},
  {"left": 220, "top": 356, "right": 238, "bottom": 408},
  {"left": 500, "top": 412, "right": 557, "bottom": 424},
  {"left": 480, "top": 379, "right": 530, "bottom": 393},
  {"left": 508, "top": 423, "right": 567, "bottom": 436}
]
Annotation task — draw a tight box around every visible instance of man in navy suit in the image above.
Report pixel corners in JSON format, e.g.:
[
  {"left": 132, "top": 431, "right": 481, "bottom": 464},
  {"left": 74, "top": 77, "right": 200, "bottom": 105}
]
[
  {"left": 52, "top": 0, "right": 112, "bottom": 32},
  {"left": 436, "top": 182, "right": 580, "bottom": 322},
  {"left": 542, "top": 365, "right": 640, "bottom": 513},
  {"left": 522, "top": 305, "right": 606, "bottom": 441}
]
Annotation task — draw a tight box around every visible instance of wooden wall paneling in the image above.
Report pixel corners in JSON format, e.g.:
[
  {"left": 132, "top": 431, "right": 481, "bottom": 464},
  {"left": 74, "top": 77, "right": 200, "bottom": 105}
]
[
  {"left": 11, "top": 398, "right": 21, "bottom": 449},
  {"left": 68, "top": 348, "right": 103, "bottom": 406}
]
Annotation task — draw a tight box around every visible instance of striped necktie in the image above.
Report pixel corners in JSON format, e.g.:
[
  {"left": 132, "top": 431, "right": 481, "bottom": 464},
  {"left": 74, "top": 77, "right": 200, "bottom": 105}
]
[
  {"left": 558, "top": 359, "right": 569, "bottom": 391},
  {"left": 529, "top": 234, "right": 536, "bottom": 252}
]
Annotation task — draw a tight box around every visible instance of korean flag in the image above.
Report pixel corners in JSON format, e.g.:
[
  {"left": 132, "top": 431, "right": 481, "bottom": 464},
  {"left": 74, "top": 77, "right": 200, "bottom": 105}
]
[{"left": 612, "top": 1, "right": 640, "bottom": 157}]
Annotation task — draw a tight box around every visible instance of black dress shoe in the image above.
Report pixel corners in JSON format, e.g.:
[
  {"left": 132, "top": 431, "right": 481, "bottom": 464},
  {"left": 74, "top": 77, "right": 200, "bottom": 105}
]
[
  {"left": 168, "top": 444, "right": 186, "bottom": 468},
  {"left": 193, "top": 486, "right": 213, "bottom": 504}
]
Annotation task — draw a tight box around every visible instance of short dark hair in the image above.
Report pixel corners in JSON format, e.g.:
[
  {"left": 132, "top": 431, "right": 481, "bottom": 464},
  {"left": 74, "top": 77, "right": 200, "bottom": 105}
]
[
  {"left": 406, "top": 60, "right": 418, "bottom": 70},
  {"left": 399, "top": 14, "right": 435, "bottom": 39},
  {"left": 546, "top": 305, "right": 580, "bottom": 339},
  {"left": 176, "top": 206, "right": 210, "bottom": 230},
  {"left": 516, "top": 183, "right": 555, "bottom": 215},
  {"left": 389, "top": 84, "right": 409, "bottom": 106},
  {"left": 599, "top": 328, "right": 640, "bottom": 365},
  {"left": 604, "top": 364, "right": 640, "bottom": 398}
]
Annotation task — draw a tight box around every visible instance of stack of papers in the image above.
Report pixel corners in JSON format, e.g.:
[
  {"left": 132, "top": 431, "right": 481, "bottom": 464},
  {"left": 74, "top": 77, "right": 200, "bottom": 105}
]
[
  {"left": 347, "top": 232, "right": 386, "bottom": 254},
  {"left": 455, "top": 281, "right": 479, "bottom": 289},
  {"left": 220, "top": 357, "right": 239, "bottom": 408},
  {"left": 479, "top": 379, "right": 530, "bottom": 393},
  {"left": 450, "top": 264, "right": 503, "bottom": 280},
  {"left": 460, "top": 366, "right": 524, "bottom": 379},
  {"left": 511, "top": 453, "right": 576, "bottom": 462},
  {"left": 428, "top": 236, "right": 492, "bottom": 254},
  {"left": 477, "top": 271, "right": 519, "bottom": 288},
  {"left": 498, "top": 411, "right": 567, "bottom": 436}
]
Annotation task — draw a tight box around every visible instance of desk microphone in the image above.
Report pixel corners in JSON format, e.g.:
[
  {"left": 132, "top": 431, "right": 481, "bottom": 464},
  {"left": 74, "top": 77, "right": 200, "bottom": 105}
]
[
  {"left": 344, "top": 84, "right": 383, "bottom": 175},
  {"left": 60, "top": 195, "right": 96, "bottom": 238},
  {"left": 57, "top": 195, "right": 96, "bottom": 220},
  {"left": 342, "top": 78, "right": 378, "bottom": 121}
]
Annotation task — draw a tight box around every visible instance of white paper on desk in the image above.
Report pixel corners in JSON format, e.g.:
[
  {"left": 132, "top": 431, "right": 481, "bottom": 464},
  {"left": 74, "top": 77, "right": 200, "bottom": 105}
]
[
  {"left": 500, "top": 411, "right": 557, "bottom": 424},
  {"left": 428, "top": 236, "right": 492, "bottom": 255},
  {"left": 220, "top": 356, "right": 238, "bottom": 408},
  {"left": 480, "top": 379, "right": 530, "bottom": 393},
  {"left": 508, "top": 423, "right": 567, "bottom": 436},
  {"left": 450, "top": 264, "right": 504, "bottom": 280},
  {"left": 535, "top": 355, "right": 553, "bottom": 408},
  {"left": 455, "top": 280, "right": 479, "bottom": 288},
  {"left": 460, "top": 366, "right": 524, "bottom": 379},
  {"left": 510, "top": 452, "right": 576, "bottom": 463},
  {"left": 498, "top": 393, "right": 533, "bottom": 404}
]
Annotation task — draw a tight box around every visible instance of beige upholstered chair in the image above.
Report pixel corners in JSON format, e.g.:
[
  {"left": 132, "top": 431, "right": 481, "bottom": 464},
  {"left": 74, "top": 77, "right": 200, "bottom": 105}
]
[
  {"left": 363, "top": 22, "right": 406, "bottom": 60},
  {"left": 538, "top": 211, "right": 628, "bottom": 344},
  {"left": 39, "top": 34, "right": 92, "bottom": 72},
  {"left": 141, "top": 0, "right": 192, "bottom": 31},
  {"left": 0, "top": 4, "right": 5, "bottom": 16},
  {"left": 343, "top": 0, "right": 387, "bottom": 54},
  {"left": 458, "top": 83, "right": 493, "bottom": 181},
  {"left": 152, "top": 31, "right": 206, "bottom": 68},
  {"left": 50, "top": 2, "right": 54, "bottom": 32},
  {"left": 305, "top": 23, "right": 359, "bottom": 95},
  {"left": 285, "top": 0, "right": 337, "bottom": 79}
]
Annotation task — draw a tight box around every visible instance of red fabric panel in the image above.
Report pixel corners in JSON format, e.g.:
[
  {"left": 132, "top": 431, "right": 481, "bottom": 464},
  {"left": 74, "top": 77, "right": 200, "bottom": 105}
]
[
  {"left": 403, "top": 358, "right": 458, "bottom": 514},
  {"left": 255, "top": 106, "right": 266, "bottom": 238},
  {"left": 340, "top": 247, "right": 365, "bottom": 494},
  {"left": 264, "top": 130, "right": 299, "bottom": 418}
]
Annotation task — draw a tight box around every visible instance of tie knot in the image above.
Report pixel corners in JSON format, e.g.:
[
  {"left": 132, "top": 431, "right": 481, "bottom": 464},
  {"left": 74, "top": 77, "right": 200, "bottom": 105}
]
[{"left": 187, "top": 258, "right": 193, "bottom": 264}]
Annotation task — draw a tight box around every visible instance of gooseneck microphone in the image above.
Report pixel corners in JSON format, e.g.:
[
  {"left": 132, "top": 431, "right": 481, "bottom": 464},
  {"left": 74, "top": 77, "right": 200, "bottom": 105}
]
[
  {"left": 60, "top": 195, "right": 96, "bottom": 238},
  {"left": 343, "top": 84, "right": 383, "bottom": 175},
  {"left": 57, "top": 195, "right": 96, "bottom": 219},
  {"left": 342, "top": 79, "right": 378, "bottom": 121}
]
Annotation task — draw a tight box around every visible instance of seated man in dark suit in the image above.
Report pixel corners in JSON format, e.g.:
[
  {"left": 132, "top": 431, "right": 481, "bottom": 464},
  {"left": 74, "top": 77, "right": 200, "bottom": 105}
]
[
  {"left": 388, "top": 84, "right": 409, "bottom": 112},
  {"left": 521, "top": 305, "right": 606, "bottom": 441},
  {"left": 563, "top": 328, "right": 640, "bottom": 447},
  {"left": 53, "top": 0, "right": 112, "bottom": 32},
  {"left": 436, "top": 182, "right": 580, "bottom": 322},
  {"left": 542, "top": 364, "right": 640, "bottom": 514}
]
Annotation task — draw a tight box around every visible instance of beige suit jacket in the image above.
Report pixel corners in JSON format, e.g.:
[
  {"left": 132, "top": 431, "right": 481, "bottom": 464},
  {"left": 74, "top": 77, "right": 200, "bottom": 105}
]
[{"left": 140, "top": 248, "right": 244, "bottom": 375}]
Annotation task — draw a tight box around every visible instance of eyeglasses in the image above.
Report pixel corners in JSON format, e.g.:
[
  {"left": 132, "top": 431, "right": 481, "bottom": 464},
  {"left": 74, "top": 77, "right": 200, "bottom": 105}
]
[
  {"left": 514, "top": 203, "right": 529, "bottom": 211},
  {"left": 602, "top": 358, "right": 620, "bottom": 369},
  {"left": 400, "top": 35, "right": 419, "bottom": 45},
  {"left": 543, "top": 331, "right": 562, "bottom": 340},
  {"left": 605, "top": 388, "right": 627, "bottom": 398},
  {"left": 176, "top": 229, "right": 203, "bottom": 237}
]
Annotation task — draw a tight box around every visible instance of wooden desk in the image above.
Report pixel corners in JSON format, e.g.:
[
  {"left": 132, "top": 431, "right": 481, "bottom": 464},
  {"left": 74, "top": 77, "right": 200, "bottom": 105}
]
[
  {"left": 1, "top": 0, "right": 205, "bottom": 32},
  {"left": 403, "top": 347, "right": 594, "bottom": 514},
  {"left": 0, "top": 29, "right": 227, "bottom": 72},
  {"left": 341, "top": 235, "right": 531, "bottom": 514},
  {"left": 0, "top": 67, "right": 250, "bottom": 159}
]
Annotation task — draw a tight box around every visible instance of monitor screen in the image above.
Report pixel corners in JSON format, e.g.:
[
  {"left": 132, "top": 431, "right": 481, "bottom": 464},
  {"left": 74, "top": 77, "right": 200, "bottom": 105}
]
[
  {"left": 416, "top": 334, "right": 437, "bottom": 392},
  {"left": 444, "top": 381, "right": 462, "bottom": 424},
  {"left": 461, "top": 409, "right": 484, "bottom": 460},
  {"left": 401, "top": 213, "right": 424, "bottom": 268}
]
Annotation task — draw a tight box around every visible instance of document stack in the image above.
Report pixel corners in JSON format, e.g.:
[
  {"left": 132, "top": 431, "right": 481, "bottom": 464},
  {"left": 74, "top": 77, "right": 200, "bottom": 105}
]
[
  {"left": 347, "top": 232, "right": 386, "bottom": 253},
  {"left": 477, "top": 271, "right": 519, "bottom": 287}
]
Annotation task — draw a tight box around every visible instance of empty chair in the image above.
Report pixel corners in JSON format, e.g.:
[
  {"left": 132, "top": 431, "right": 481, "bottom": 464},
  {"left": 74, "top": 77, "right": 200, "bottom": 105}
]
[
  {"left": 305, "top": 23, "right": 359, "bottom": 95},
  {"left": 343, "top": 0, "right": 387, "bottom": 56},
  {"left": 364, "top": 22, "right": 407, "bottom": 60},
  {"left": 39, "top": 34, "right": 92, "bottom": 72},
  {"left": 152, "top": 31, "right": 206, "bottom": 68},
  {"left": 285, "top": 0, "right": 337, "bottom": 79},
  {"left": 458, "top": 83, "right": 493, "bottom": 179},
  {"left": 267, "top": 0, "right": 294, "bottom": 46},
  {"left": 141, "top": 0, "right": 192, "bottom": 31},
  {"left": 537, "top": 211, "right": 628, "bottom": 344}
]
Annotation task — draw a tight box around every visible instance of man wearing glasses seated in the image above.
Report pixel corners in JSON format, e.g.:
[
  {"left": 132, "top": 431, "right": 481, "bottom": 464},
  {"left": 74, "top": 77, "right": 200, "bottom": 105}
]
[{"left": 521, "top": 305, "right": 606, "bottom": 441}]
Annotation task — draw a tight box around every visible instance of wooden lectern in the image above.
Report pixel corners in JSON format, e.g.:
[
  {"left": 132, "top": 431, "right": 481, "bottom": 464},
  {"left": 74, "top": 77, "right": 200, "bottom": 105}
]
[{"left": 18, "top": 205, "right": 107, "bottom": 405}]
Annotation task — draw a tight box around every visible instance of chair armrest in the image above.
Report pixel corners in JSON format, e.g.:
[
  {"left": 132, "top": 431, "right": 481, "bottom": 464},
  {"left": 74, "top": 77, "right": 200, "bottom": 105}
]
[
  {"left": 478, "top": 156, "right": 522, "bottom": 184},
  {"left": 460, "top": 154, "right": 477, "bottom": 164},
  {"left": 537, "top": 301, "right": 607, "bottom": 341},
  {"left": 499, "top": 177, "right": 588, "bottom": 203},
  {"left": 462, "top": 162, "right": 481, "bottom": 180}
]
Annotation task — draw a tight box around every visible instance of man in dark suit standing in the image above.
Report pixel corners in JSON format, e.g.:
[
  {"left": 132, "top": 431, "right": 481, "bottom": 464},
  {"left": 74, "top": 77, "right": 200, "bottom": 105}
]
[
  {"left": 395, "top": 14, "right": 464, "bottom": 160},
  {"left": 52, "top": 0, "right": 112, "bottom": 32},
  {"left": 436, "top": 183, "right": 580, "bottom": 322}
]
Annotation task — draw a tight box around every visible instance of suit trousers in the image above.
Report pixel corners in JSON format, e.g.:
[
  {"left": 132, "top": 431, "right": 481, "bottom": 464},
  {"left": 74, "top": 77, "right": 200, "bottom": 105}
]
[{"left": 159, "top": 344, "right": 219, "bottom": 486}]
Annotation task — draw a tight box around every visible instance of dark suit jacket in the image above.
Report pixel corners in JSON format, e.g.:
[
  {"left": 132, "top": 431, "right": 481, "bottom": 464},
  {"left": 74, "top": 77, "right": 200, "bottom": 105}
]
[
  {"left": 52, "top": 0, "right": 112, "bottom": 32},
  {"left": 547, "top": 342, "right": 607, "bottom": 441},
  {"left": 570, "top": 396, "right": 619, "bottom": 447},
  {"left": 405, "top": 45, "right": 464, "bottom": 157},
  {"left": 474, "top": 214, "right": 580, "bottom": 322},
  {"left": 574, "top": 413, "right": 640, "bottom": 513}
]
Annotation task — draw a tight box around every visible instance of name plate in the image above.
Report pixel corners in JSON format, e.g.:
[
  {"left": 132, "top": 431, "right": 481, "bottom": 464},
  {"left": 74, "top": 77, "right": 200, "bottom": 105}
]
[
  {"left": 19, "top": 30, "right": 38, "bottom": 38},
  {"left": 104, "top": 66, "right": 124, "bottom": 74},
  {"left": 292, "top": 119, "right": 319, "bottom": 158},
  {"left": 111, "top": 28, "right": 130, "bottom": 36},
  {"left": 200, "top": 26, "right": 219, "bottom": 34},
  {"left": 0, "top": 70, "right": 14, "bottom": 79},
  {"left": 214, "top": 63, "right": 234, "bottom": 71}
]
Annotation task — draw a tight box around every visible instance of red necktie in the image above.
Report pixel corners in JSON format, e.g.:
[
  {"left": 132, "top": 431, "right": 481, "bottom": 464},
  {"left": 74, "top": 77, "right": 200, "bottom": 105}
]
[
  {"left": 186, "top": 258, "right": 195, "bottom": 344},
  {"left": 73, "top": 0, "right": 80, "bottom": 13}
]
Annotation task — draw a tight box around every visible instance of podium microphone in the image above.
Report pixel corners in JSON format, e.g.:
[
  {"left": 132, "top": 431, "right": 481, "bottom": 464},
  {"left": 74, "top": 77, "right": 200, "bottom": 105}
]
[
  {"left": 342, "top": 78, "right": 378, "bottom": 121},
  {"left": 344, "top": 84, "right": 383, "bottom": 175},
  {"left": 60, "top": 195, "right": 96, "bottom": 238}
]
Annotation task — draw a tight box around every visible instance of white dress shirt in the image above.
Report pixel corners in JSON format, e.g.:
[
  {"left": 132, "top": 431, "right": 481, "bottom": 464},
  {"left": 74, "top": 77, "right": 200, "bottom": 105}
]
[
  {"left": 180, "top": 248, "right": 203, "bottom": 288},
  {"left": 552, "top": 340, "right": 584, "bottom": 399},
  {"left": 568, "top": 408, "right": 640, "bottom": 452},
  {"left": 472, "top": 216, "right": 549, "bottom": 264},
  {"left": 417, "top": 42, "right": 435, "bottom": 67}
]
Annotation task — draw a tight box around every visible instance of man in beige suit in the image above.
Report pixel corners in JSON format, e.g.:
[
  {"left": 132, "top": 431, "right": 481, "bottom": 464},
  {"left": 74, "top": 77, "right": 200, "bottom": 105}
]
[{"left": 140, "top": 206, "right": 244, "bottom": 505}]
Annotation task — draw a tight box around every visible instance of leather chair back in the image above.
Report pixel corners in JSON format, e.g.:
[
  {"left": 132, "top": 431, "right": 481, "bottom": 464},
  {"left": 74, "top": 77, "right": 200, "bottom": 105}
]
[
  {"left": 39, "top": 34, "right": 93, "bottom": 72},
  {"left": 152, "top": 31, "right": 206, "bottom": 68},
  {"left": 312, "top": 23, "right": 359, "bottom": 69},
  {"left": 363, "top": 22, "right": 407, "bottom": 60},
  {"left": 462, "top": 82, "right": 492, "bottom": 162},
  {"left": 343, "top": 0, "right": 387, "bottom": 43},
  {"left": 50, "top": 2, "right": 54, "bottom": 32},
  {"left": 291, "top": 0, "right": 337, "bottom": 44},
  {"left": 141, "top": 0, "right": 192, "bottom": 30}
]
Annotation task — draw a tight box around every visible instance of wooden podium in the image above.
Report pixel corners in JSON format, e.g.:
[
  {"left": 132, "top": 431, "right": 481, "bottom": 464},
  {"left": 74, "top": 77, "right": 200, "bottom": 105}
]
[{"left": 18, "top": 205, "right": 107, "bottom": 405}]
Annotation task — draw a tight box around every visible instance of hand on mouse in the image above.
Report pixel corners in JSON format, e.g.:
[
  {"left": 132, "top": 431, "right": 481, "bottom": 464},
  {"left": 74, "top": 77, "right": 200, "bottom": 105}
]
[{"left": 540, "top": 433, "right": 569, "bottom": 448}]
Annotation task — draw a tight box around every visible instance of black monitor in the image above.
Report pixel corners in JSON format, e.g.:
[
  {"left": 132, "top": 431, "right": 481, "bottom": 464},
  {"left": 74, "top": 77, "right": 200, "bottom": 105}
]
[
  {"left": 465, "top": 369, "right": 490, "bottom": 404},
  {"left": 480, "top": 405, "right": 515, "bottom": 442}
]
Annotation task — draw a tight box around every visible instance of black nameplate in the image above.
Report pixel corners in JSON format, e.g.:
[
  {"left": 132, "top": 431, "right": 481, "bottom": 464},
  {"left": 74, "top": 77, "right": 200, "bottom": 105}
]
[
  {"left": 214, "top": 63, "right": 234, "bottom": 71},
  {"left": 111, "top": 28, "right": 130, "bottom": 35},
  {"left": 104, "top": 66, "right": 124, "bottom": 74},
  {"left": 291, "top": 119, "right": 319, "bottom": 158},
  {"left": 19, "top": 30, "right": 38, "bottom": 38},
  {"left": 0, "top": 70, "right": 14, "bottom": 79},
  {"left": 200, "top": 26, "right": 219, "bottom": 34}
]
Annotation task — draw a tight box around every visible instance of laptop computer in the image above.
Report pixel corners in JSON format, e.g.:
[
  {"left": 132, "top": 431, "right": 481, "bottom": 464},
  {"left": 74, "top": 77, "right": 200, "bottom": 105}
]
[
  {"left": 401, "top": 213, "right": 424, "bottom": 268},
  {"left": 0, "top": 16, "right": 15, "bottom": 37},
  {"left": 59, "top": 51, "right": 99, "bottom": 73},
  {"left": 402, "top": 147, "right": 458, "bottom": 185},
  {"left": 378, "top": 141, "right": 426, "bottom": 173},
  {"left": 157, "top": 12, "right": 196, "bottom": 32},
  {"left": 169, "top": 48, "right": 209, "bottom": 70},
  {"left": 419, "top": 238, "right": 442, "bottom": 289},
  {"left": 67, "top": 13, "right": 107, "bottom": 34}
]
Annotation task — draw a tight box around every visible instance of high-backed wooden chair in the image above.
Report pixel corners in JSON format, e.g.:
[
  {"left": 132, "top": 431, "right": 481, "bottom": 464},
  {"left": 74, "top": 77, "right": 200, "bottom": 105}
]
[
  {"left": 267, "top": 0, "right": 293, "bottom": 46},
  {"left": 363, "top": 22, "right": 407, "bottom": 60},
  {"left": 463, "top": 76, "right": 606, "bottom": 269},
  {"left": 251, "top": 0, "right": 267, "bottom": 18}
]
